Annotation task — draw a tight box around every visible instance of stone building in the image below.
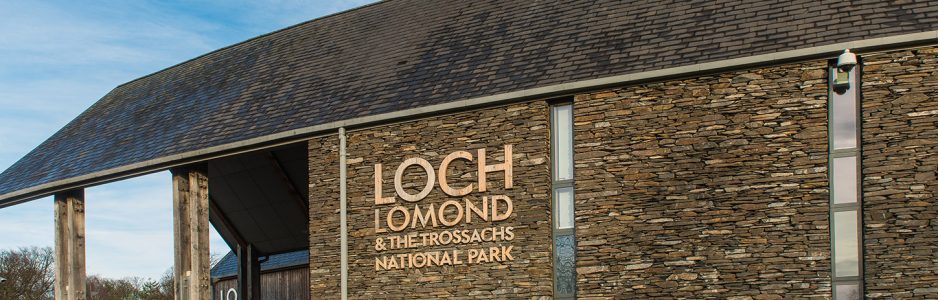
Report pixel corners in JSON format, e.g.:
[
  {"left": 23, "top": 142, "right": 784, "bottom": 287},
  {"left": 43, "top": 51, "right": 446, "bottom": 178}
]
[{"left": 0, "top": 1, "right": 936, "bottom": 299}]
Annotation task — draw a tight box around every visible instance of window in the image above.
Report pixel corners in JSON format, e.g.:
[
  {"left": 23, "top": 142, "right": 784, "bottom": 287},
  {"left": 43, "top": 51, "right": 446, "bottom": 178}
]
[
  {"left": 554, "top": 187, "right": 575, "bottom": 229},
  {"left": 553, "top": 104, "right": 575, "bottom": 181},
  {"left": 833, "top": 211, "right": 860, "bottom": 277},
  {"left": 551, "top": 103, "right": 576, "bottom": 299},
  {"left": 829, "top": 63, "right": 863, "bottom": 299},
  {"left": 832, "top": 157, "right": 858, "bottom": 204}
]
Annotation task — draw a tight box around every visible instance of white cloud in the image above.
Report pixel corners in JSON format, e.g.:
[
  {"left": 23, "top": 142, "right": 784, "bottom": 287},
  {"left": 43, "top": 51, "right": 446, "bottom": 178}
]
[
  {"left": 0, "top": 199, "right": 54, "bottom": 247},
  {"left": 0, "top": 1, "right": 224, "bottom": 171},
  {"left": 0, "top": 1, "right": 217, "bottom": 68}
]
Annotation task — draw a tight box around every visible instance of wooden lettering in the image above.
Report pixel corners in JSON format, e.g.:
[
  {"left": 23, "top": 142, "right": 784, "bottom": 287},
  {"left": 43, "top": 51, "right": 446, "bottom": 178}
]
[
  {"left": 501, "top": 246, "right": 514, "bottom": 261},
  {"left": 491, "top": 195, "right": 513, "bottom": 221},
  {"left": 477, "top": 145, "right": 513, "bottom": 192},
  {"left": 465, "top": 197, "right": 488, "bottom": 224},
  {"left": 437, "top": 200, "right": 464, "bottom": 227},
  {"left": 374, "top": 209, "right": 387, "bottom": 233},
  {"left": 375, "top": 257, "right": 388, "bottom": 271},
  {"left": 490, "top": 247, "right": 501, "bottom": 262},
  {"left": 467, "top": 249, "right": 478, "bottom": 263},
  {"left": 411, "top": 204, "right": 438, "bottom": 229},
  {"left": 386, "top": 206, "right": 410, "bottom": 232},
  {"left": 394, "top": 157, "right": 436, "bottom": 202},
  {"left": 374, "top": 164, "right": 395, "bottom": 205},
  {"left": 438, "top": 150, "right": 474, "bottom": 196}
]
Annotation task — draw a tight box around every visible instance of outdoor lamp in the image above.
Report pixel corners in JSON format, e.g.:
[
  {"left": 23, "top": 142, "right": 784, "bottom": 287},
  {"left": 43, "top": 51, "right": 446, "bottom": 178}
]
[{"left": 833, "top": 49, "right": 857, "bottom": 91}]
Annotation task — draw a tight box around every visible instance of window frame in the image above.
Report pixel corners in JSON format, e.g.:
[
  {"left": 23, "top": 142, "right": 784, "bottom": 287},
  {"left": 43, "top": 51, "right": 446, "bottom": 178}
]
[
  {"left": 550, "top": 101, "right": 577, "bottom": 299},
  {"left": 828, "top": 62, "right": 864, "bottom": 299}
]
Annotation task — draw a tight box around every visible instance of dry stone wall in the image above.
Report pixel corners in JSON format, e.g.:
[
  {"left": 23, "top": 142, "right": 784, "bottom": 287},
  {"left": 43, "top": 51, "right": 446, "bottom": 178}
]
[
  {"left": 307, "top": 46, "right": 938, "bottom": 299},
  {"left": 573, "top": 61, "right": 832, "bottom": 299},
  {"left": 309, "top": 136, "right": 342, "bottom": 299},
  {"left": 861, "top": 47, "right": 938, "bottom": 298},
  {"left": 343, "top": 102, "right": 552, "bottom": 299}
]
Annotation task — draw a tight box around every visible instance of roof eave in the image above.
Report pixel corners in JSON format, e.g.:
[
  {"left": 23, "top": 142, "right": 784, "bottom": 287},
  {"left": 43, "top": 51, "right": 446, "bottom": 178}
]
[{"left": 3, "top": 30, "right": 937, "bottom": 207}]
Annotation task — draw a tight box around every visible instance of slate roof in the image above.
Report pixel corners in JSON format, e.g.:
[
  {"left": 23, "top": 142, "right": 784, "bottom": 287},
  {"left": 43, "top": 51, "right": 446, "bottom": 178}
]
[
  {"left": 2, "top": 0, "right": 938, "bottom": 204},
  {"left": 211, "top": 249, "right": 309, "bottom": 279}
]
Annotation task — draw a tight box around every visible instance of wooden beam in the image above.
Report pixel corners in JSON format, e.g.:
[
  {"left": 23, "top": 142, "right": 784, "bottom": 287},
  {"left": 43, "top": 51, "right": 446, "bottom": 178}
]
[
  {"left": 265, "top": 152, "right": 309, "bottom": 213},
  {"left": 209, "top": 195, "right": 265, "bottom": 299},
  {"left": 54, "top": 190, "right": 86, "bottom": 300},
  {"left": 172, "top": 167, "right": 210, "bottom": 300},
  {"left": 208, "top": 196, "right": 246, "bottom": 250}
]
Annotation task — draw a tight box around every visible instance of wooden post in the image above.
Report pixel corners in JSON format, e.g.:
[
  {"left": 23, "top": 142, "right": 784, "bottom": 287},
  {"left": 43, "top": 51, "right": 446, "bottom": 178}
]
[
  {"left": 237, "top": 244, "right": 261, "bottom": 300},
  {"left": 54, "top": 192, "right": 69, "bottom": 300},
  {"left": 54, "top": 190, "right": 86, "bottom": 300},
  {"left": 172, "top": 167, "right": 210, "bottom": 300},
  {"left": 172, "top": 169, "right": 190, "bottom": 300}
]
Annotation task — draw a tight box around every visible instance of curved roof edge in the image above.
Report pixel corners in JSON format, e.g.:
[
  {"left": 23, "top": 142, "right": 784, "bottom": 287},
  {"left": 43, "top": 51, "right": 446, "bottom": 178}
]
[{"left": 2, "top": 30, "right": 937, "bottom": 207}]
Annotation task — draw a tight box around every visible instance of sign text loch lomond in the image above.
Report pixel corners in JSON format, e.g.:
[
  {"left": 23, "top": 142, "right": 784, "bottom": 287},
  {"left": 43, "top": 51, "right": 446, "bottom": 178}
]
[{"left": 371, "top": 145, "right": 517, "bottom": 271}]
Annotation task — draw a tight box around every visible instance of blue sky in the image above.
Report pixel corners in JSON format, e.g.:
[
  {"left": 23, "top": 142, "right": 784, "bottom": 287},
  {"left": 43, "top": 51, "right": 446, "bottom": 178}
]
[{"left": 0, "top": 0, "right": 375, "bottom": 280}]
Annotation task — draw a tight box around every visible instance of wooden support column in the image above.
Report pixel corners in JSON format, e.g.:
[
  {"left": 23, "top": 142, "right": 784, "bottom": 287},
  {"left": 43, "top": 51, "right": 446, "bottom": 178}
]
[
  {"left": 54, "top": 189, "right": 87, "bottom": 300},
  {"left": 172, "top": 167, "right": 210, "bottom": 300},
  {"left": 237, "top": 244, "right": 261, "bottom": 300}
]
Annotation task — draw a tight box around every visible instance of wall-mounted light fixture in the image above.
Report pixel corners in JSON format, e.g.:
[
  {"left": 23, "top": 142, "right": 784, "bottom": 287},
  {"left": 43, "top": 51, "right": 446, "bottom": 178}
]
[{"left": 833, "top": 49, "right": 858, "bottom": 91}]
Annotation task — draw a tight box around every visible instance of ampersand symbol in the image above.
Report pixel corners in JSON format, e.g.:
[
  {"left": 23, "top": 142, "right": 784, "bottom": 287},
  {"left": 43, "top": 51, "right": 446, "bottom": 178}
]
[{"left": 374, "top": 237, "right": 387, "bottom": 251}]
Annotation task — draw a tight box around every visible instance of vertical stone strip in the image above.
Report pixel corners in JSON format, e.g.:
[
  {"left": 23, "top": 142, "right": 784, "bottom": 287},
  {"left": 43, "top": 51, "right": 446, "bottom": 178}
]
[
  {"left": 339, "top": 127, "right": 349, "bottom": 300},
  {"left": 861, "top": 47, "right": 938, "bottom": 298},
  {"left": 309, "top": 136, "right": 342, "bottom": 298},
  {"left": 54, "top": 190, "right": 86, "bottom": 300}
]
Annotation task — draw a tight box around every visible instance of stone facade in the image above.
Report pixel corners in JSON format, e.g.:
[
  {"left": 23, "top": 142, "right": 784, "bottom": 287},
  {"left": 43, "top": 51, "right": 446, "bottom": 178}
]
[
  {"left": 572, "top": 61, "right": 832, "bottom": 299},
  {"left": 310, "top": 102, "right": 553, "bottom": 298},
  {"left": 861, "top": 47, "right": 938, "bottom": 298},
  {"left": 307, "top": 46, "right": 938, "bottom": 299},
  {"left": 309, "top": 136, "right": 342, "bottom": 299}
]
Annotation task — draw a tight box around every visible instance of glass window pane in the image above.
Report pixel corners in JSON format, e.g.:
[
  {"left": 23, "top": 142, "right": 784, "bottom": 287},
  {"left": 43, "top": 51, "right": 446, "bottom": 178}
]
[
  {"left": 555, "top": 187, "right": 575, "bottom": 229},
  {"left": 831, "top": 67, "right": 858, "bottom": 150},
  {"left": 835, "top": 283, "right": 861, "bottom": 300},
  {"left": 834, "top": 210, "right": 860, "bottom": 277},
  {"left": 553, "top": 105, "right": 574, "bottom": 181},
  {"left": 554, "top": 234, "right": 577, "bottom": 296},
  {"left": 832, "top": 156, "right": 858, "bottom": 204}
]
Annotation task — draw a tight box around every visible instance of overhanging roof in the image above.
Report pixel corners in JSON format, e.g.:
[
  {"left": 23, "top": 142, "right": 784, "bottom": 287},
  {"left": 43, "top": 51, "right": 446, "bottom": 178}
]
[
  {"left": 2, "top": 0, "right": 938, "bottom": 206},
  {"left": 208, "top": 144, "right": 310, "bottom": 254}
]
